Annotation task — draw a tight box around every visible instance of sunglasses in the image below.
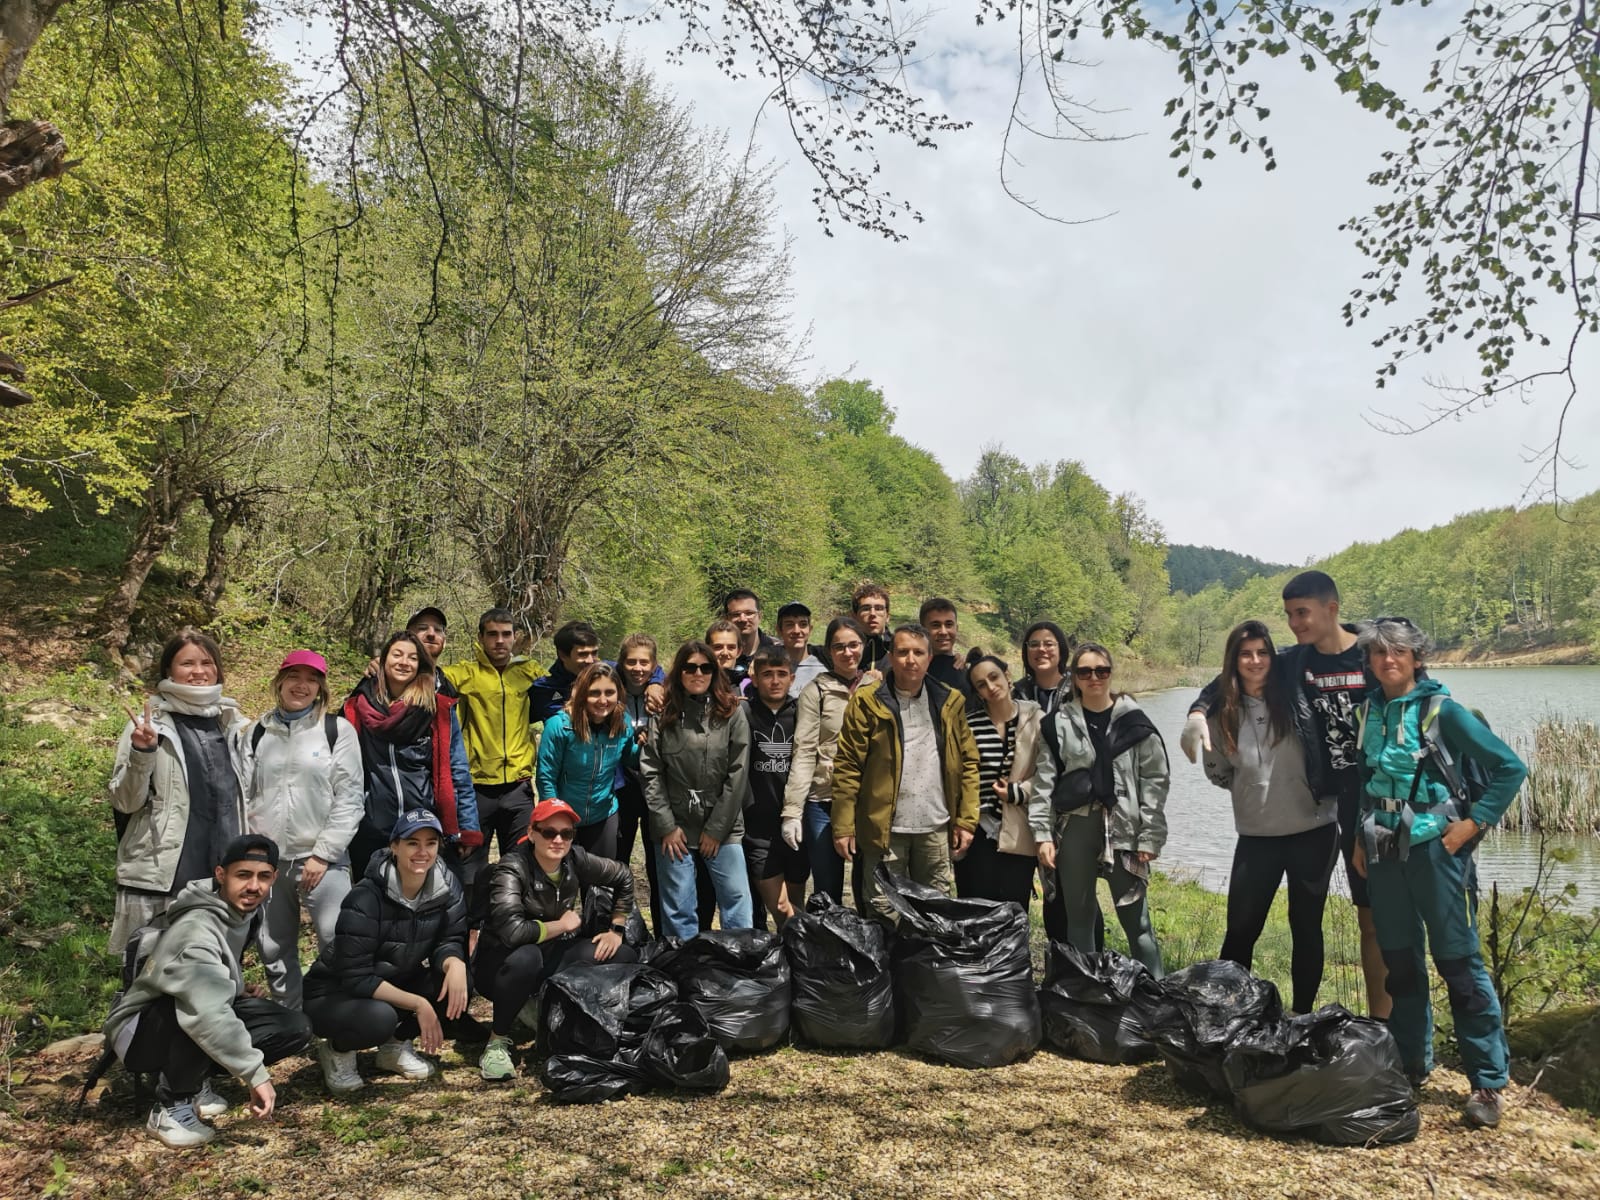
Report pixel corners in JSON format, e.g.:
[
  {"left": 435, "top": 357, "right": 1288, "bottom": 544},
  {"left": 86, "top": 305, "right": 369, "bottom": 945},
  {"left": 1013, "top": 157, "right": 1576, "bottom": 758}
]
[
  {"left": 681, "top": 661, "right": 716, "bottom": 676},
  {"left": 1073, "top": 665, "right": 1113, "bottom": 680},
  {"left": 1370, "top": 615, "right": 1419, "bottom": 629},
  {"left": 533, "top": 825, "right": 576, "bottom": 841}
]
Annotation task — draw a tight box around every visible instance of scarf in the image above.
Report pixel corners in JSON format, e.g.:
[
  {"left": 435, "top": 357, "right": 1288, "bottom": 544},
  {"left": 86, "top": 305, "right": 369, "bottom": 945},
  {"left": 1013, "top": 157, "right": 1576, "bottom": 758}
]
[
  {"left": 343, "top": 676, "right": 475, "bottom": 844},
  {"left": 155, "top": 679, "right": 239, "bottom": 719},
  {"left": 1088, "top": 707, "right": 1160, "bottom": 810}
]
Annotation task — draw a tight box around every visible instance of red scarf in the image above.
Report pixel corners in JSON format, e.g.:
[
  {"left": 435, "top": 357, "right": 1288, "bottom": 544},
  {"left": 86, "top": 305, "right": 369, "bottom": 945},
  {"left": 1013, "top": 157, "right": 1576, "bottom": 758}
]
[{"left": 344, "top": 684, "right": 481, "bottom": 847}]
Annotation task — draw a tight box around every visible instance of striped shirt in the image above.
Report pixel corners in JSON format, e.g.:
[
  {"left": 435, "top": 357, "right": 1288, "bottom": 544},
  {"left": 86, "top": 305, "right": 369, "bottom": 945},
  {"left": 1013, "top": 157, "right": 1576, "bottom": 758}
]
[{"left": 967, "top": 706, "right": 1018, "bottom": 821}]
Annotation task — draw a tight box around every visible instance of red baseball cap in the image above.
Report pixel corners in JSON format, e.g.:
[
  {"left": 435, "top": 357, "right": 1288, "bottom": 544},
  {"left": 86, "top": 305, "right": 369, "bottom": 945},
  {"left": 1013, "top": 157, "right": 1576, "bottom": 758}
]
[
  {"left": 529, "top": 799, "right": 580, "bottom": 827},
  {"left": 279, "top": 649, "right": 328, "bottom": 675}
]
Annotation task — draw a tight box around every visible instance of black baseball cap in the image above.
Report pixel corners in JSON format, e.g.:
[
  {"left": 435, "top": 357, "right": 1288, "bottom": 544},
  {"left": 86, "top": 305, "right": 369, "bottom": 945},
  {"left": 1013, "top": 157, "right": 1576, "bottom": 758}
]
[
  {"left": 776, "top": 601, "right": 812, "bottom": 622},
  {"left": 406, "top": 606, "right": 448, "bottom": 630},
  {"left": 218, "top": 834, "right": 280, "bottom": 871}
]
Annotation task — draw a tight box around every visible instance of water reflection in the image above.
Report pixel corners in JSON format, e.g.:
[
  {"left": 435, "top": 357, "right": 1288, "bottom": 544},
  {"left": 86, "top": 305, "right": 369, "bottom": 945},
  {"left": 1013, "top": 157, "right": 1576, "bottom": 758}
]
[{"left": 1140, "top": 677, "right": 1600, "bottom": 910}]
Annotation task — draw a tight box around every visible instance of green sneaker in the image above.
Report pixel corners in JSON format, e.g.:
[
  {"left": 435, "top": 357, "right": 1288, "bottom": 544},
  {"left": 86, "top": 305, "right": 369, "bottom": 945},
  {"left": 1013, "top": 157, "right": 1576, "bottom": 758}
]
[{"left": 479, "top": 1035, "right": 516, "bottom": 1082}]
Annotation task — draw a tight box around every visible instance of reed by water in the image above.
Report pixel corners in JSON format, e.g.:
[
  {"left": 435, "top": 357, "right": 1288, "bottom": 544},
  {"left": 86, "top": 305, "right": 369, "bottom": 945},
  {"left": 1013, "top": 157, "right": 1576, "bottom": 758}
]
[{"left": 1507, "top": 716, "right": 1600, "bottom": 834}]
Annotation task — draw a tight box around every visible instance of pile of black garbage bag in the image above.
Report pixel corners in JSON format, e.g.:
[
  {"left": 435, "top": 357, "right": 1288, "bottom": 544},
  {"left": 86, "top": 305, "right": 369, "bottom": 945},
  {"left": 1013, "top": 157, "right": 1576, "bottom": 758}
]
[
  {"left": 874, "top": 866, "right": 1041, "bottom": 1068},
  {"left": 781, "top": 893, "right": 896, "bottom": 1049},
  {"left": 537, "top": 963, "right": 730, "bottom": 1104},
  {"left": 1040, "top": 952, "right": 1419, "bottom": 1145},
  {"left": 643, "top": 930, "right": 792, "bottom": 1053}
]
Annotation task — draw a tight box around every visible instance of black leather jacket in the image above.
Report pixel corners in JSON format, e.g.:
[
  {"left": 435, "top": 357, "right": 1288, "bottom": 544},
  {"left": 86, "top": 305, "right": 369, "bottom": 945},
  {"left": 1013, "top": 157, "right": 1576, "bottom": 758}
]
[{"left": 479, "top": 843, "right": 634, "bottom": 954}]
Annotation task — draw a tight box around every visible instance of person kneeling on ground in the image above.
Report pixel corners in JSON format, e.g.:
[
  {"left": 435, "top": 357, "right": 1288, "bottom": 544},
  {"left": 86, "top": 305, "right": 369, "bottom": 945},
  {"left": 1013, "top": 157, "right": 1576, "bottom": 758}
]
[
  {"left": 473, "top": 799, "right": 638, "bottom": 1081},
  {"left": 303, "top": 810, "right": 472, "bottom": 1092},
  {"left": 102, "top": 835, "right": 312, "bottom": 1148}
]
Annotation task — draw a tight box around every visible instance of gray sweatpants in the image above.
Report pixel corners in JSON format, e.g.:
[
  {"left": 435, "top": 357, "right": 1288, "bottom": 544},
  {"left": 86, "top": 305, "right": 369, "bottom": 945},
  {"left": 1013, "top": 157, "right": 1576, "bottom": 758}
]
[{"left": 258, "top": 855, "right": 352, "bottom": 1010}]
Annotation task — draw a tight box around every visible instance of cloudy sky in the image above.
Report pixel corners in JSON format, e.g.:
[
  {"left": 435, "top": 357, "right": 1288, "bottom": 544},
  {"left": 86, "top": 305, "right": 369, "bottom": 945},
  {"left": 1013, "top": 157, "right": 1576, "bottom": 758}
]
[
  {"left": 600, "top": 6, "right": 1597, "bottom": 565},
  {"left": 271, "top": 6, "right": 1596, "bottom": 565}
]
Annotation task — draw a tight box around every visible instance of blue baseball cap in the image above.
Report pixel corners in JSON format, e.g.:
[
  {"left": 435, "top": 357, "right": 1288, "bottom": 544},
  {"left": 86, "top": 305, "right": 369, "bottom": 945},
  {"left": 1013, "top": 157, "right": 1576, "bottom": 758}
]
[{"left": 390, "top": 809, "right": 444, "bottom": 841}]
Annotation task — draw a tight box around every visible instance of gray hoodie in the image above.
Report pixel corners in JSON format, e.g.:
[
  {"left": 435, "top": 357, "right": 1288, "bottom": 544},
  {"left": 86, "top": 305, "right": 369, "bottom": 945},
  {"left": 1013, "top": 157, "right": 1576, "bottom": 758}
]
[
  {"left": 1204, "top": 700, "right": 1338, "bottom": 838},
  {"left": 102, "top": 879, "right": 268, "bottom": 1087}
]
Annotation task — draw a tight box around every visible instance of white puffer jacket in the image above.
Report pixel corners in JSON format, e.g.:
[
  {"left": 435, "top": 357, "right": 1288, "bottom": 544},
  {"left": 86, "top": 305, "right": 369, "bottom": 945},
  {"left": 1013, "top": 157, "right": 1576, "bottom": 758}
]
[{"left": 244, "top": 708, "right": 364, "bottom": 864}]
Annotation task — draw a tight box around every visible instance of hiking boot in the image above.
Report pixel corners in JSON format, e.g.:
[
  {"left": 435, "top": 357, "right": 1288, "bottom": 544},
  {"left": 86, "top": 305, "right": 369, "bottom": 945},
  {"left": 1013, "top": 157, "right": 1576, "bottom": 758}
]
[
  {"left": 195, "top": 1079, "right": 229, "bottom": 1119},
  {"left": 146, "top": 1100, "right": 216, "bottom": 1148},
  {"left": 373, "top": 1039, "right": 434, "bottom": 1080},
  {"left": 317, "top": 1039, "right": 365, "bottom": 1094},
  {"left": 479, "top": 1035, "right": 516, "bottom": 1082},
  {"left": 1464, "top": 1087, "right": 1505, "bottom": 1128}
]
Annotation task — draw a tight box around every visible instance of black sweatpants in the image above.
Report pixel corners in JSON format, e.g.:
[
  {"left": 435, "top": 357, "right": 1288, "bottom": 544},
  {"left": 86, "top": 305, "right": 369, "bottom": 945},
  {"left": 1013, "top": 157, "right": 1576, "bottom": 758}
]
[
  {"left": 462, "top": 780, "right": 536, "bottom": 925},
  {"left": 952, "top": 826, "right": 1036, "bottom": 909},
  {"left": 122, "top": 995, "right": 311, "bottom": 1102},
  {"left": 1220, "top": 822, "right": 1340, "bottom": 1014},
  {"left": 474, "top": 937, "right": 640, "bottom": 1036},
  {"left": 304, "top": 966, "right": 465, "bottom": 1053}
]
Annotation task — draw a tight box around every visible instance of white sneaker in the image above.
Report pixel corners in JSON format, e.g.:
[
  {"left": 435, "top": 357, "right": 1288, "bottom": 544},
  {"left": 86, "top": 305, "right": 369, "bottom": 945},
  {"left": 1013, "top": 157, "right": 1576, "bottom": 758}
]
[
  {"left": 317, "top": 1039, "right": 365, "bottom": 1093},
  {"left": 146, "top": 1100, "right": 216, "bottom": 1148},
  {"left": 195, "top": 1079, "right": 229, "bottom": 1119},
  {"left": 373, "top": 1038, "right": 434, "bottom": 1080}
]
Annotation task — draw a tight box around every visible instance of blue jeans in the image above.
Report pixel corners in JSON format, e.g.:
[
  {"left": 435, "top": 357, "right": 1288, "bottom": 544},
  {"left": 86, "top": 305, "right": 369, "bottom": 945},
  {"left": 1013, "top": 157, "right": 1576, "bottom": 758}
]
[
  {"left": 805, "top": 800, "right": 845, "bottom": 906},
  {"left": 655, "top": 841, "right": 753, "bottom": 939}
]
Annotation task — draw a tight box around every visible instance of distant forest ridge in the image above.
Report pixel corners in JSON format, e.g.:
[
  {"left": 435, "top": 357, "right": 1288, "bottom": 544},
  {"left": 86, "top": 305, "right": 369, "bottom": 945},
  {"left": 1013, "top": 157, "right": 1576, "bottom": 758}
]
[{"left": 1165, "top": 544, "right": 1295, "bottom": 594}]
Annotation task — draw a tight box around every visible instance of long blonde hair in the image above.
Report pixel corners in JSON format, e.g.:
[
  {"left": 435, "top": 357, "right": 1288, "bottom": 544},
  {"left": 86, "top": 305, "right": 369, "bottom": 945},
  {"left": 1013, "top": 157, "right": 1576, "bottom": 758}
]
[{"left": 378, "top": 631, "right": 438, "bottom": 712}]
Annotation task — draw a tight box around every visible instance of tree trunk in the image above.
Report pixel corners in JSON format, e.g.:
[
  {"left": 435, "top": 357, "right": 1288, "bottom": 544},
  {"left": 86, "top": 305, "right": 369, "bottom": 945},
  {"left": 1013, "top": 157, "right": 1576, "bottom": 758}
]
[
  {"left": 99, "top": 460, "right": 194, "bottom": 660},
  {"left": 0, "top": 0, "right": 70, "bottom": 122},
  {"left": 195, "top": 491, "right": 245, "bottom": 612}
]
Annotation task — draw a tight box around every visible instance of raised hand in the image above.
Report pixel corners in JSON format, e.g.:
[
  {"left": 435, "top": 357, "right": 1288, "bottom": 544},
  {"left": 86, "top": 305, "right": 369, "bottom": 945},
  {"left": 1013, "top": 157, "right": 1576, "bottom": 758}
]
[{"left": 124, "top": 698, "right": 158, "bottom": 751}]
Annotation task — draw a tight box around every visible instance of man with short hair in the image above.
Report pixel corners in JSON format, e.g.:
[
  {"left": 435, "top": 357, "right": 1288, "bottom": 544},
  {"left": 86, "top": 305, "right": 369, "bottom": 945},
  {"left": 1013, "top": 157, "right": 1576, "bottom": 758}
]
[
  {"left": 444, "top": 608, "right": 542, "bottom": 934},
  {"left": 706, "top": 619, "right": 749, "bottom": 690},
  {"left": 103, "top": 835, "right": 312, "bottom": 1148},
  {"left": 851, "top": 583, "right": 893, "bottom": 672},
  {"left": 405, "top": 606, "right": 459, "bottom": 698},
  {"left": 723, "top": 588, "right": 782, "bottom": 681},
  {"left": 918, "top": 597, "right": 972, "bottom": 699},
  {"left": 831, "top": 624, "right": 980, "bottom": 923},
  {"left": 776, "top": 601, "right": 827, "bottom": 696},
  {"left": 529, "top": 620, "right": 603, "bottom": 722},
  {"left": 743, "top": 647, "right": 807, "bottom": 928},
  {"left": 1181, "top": 569, "right": 1389, "bottom": 1018}
]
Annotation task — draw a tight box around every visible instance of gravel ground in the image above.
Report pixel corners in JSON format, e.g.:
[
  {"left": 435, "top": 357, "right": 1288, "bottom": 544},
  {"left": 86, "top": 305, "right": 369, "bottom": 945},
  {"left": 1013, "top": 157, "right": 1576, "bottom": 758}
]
[{"left": 5, "top": 1035, "right": 1598, "bottom": 1200}]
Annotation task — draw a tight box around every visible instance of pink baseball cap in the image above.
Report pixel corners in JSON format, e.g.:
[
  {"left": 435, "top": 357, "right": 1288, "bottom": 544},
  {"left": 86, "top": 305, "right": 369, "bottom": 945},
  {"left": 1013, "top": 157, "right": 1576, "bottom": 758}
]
[{"left": 279, "top": 649, "right": 328, "bottom": 675}]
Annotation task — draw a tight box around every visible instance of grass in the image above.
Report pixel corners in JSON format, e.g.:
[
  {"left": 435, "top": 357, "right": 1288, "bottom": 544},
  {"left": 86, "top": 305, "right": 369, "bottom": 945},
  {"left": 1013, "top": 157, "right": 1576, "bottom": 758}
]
[{"left": 1510, "top": 716, "right": 1600, "bottom": 834}]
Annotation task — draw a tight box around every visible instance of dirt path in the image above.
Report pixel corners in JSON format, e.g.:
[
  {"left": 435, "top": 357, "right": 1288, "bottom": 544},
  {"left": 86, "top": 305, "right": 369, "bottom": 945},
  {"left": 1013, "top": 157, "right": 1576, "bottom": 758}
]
[{"left": 5, "top": 1040, "right": 1597, "bottom": 1199}]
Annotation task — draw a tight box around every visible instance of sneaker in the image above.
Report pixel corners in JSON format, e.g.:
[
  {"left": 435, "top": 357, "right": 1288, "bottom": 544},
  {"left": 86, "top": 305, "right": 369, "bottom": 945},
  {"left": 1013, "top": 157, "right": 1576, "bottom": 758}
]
[
  {"left": 373, "top": 1038, "right": 434, "bottom": 1080},
  {"left": 1464, "top": 1087, "right": 1505, "bottom": 1128},
  {"left": 317, "top": 1039, "right": 365, "bottom": 1094},
  {"left": 146, "top": 1100, "right": 216, "bottom": 1148},
  {"left": 195, "top": 1079, "right": 228, "bottom": 1119},
  {"left": 479, "top": 1035, "right": 516, "bottom": 1082}
]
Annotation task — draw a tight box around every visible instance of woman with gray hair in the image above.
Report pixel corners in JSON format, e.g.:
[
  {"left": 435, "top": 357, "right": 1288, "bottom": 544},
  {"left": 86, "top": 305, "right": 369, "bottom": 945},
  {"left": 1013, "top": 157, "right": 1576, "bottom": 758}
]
[{"left": 1351, "top": 615, "right": 1526, "bottom": 1129}]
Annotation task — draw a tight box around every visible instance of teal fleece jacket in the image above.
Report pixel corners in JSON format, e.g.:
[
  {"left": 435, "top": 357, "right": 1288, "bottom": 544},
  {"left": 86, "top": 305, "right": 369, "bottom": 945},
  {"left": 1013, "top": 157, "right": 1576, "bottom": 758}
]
[
  {"left": 535, "top": 710, "right": 638, "bottom": 826},
  {"left": 1358, "top": 678, "right": 1527, "bottom": 844}
]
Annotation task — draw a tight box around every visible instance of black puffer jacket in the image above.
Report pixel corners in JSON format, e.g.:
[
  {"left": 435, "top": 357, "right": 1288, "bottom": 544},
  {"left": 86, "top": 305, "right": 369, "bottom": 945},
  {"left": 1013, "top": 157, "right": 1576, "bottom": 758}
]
[
  {"left": 479, "top": 844, "right": 634, "bottom": 955},
  {"left": 303, "top": 850, "right": 467, "bottom": 999}
]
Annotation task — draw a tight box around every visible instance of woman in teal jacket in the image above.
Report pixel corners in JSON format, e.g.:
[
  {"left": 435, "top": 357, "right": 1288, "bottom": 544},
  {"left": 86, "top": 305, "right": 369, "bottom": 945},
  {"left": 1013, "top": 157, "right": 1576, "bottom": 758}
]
[
  {"left": 1352, "top": 616, "right": 1526, "bottom": 1130},
  {"left": 535, "top": 663, "right": 637, "bottom": 859}
]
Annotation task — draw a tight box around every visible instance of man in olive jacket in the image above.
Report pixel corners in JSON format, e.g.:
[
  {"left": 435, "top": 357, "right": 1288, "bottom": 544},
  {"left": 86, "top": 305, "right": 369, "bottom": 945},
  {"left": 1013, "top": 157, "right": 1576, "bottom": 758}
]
[{"left": 831, "top": 624, "right": 980, "bottom": 923}]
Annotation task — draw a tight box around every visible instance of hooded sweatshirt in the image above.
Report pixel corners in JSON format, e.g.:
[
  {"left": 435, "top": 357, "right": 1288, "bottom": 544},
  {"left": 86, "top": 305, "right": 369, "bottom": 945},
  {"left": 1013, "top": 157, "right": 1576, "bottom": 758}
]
[
  {"left": 103, "top": 880, "right": 268, "bottom": 1087},
  {"left": 1204, "top": 697, "right": 1337, "bottom": 838}
]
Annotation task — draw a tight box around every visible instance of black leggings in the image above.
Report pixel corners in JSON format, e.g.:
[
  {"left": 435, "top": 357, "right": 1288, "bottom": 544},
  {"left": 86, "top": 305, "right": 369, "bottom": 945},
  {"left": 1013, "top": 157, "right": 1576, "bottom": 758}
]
[
  {"left": 952, "top": 826, "right": 1036, "bottom": 910},
  {"left": 1221, "top": 823, "right": 1339, "bottom": 1014},
  {"left": 305, "top": 967, "right": 459, "bottom": 1052},
  {"left": 474, "top": 937, "right": 639, "bottom": 1036},
  {"left": 122, "top": 995, "right": 311, "bottom": 1101}
]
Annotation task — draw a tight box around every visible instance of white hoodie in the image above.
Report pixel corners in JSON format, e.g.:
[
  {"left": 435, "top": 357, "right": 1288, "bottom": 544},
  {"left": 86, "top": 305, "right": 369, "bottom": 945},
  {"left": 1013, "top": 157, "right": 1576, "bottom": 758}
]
[{"left": 244, "top": 708, "right": 364, "bottom": 863}]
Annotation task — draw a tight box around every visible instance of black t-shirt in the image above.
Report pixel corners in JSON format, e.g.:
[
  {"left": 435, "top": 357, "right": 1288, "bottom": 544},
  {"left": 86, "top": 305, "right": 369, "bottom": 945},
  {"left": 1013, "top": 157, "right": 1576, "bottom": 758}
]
[
  {"left": 1301, "top": 644, "right": 1367, "bottom": 787},
  {"left": 1083, "top": 706, "right": 1114, "bottom": 801}
]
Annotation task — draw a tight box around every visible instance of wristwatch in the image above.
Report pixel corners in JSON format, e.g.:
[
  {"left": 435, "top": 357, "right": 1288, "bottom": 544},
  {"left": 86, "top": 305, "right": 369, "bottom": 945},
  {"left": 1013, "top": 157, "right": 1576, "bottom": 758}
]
[{"left": 610, "top": 923, "right": 627, "bottom": 937}]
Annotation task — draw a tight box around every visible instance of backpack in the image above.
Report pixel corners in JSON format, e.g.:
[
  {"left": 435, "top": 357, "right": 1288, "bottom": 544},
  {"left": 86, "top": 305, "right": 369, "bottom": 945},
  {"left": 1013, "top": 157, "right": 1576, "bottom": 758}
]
[
  {"left": 1355, "top": 694, "right": 1492, "bottom": 815},
  {"left": 76, "top": 912, "right": 173, "bottom": 1114}
]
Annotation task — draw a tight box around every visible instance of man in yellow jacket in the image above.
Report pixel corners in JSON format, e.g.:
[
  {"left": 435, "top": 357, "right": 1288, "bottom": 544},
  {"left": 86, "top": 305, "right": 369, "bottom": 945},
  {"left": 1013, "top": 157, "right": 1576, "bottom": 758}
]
[
  {"left": 831, "top": 623, "right": 980, "bottom": 923},
  {"left": 443, "top": 608, "right": 541, "bottom": 929}
]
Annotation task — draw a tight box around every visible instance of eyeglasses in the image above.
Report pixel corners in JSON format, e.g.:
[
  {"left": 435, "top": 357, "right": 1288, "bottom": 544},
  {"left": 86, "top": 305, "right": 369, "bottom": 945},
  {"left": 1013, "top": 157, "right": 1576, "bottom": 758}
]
[
  {"left": 533, "top": 825, "right": 576, "bottom": 841},
  {"left": 829, "top": 641, "right": 863, "bottom": 654},
  {"left": 855, "top": 603, "right": 888, "bottom": 613},
  {"left": 681, "top": 661, "right": 716, "bottom": 676},
  {"left": 1073, "top": 665, "right": 1113, "bottom": 680}
]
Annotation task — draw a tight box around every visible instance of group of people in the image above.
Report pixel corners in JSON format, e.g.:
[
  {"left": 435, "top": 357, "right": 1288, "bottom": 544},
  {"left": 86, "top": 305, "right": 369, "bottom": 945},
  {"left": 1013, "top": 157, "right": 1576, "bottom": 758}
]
[{"left": 101, "top": 574, "right": 1527, "bottom": 1147}]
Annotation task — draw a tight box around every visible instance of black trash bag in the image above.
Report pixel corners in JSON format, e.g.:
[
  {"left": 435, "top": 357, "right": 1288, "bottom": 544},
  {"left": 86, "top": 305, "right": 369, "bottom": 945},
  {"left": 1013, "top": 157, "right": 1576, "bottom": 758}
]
[
  {"left": 875, "top": 866, "right": 1041, "bottom": 1068},
  {"left": 1152, "top": 959, "right": 1283, "bottom": 1098},
  {"left": 643, "top": 929, "right": 792, "bottom": 1053},
  {"left": 1222, "top": 1006, "right": 1420, "bottom": 1146},
  {"left": 640, "top": 1001, "right": 731, "bottom": 1092},
  {"left": 1037, "top": 941, "right": 1172, "bottom": 1065},
  {"left": 580, "top": 885, "right": 651, "bottom": 947},
  {"left": 537, "top": 963, "right": 686, "bottom": 1103},
  {"left": 540, "top": 1053, "right": 649, "bottom": 1105},
  {"left": 781, "top": 893, "right": 897, "bottom": 1049}
]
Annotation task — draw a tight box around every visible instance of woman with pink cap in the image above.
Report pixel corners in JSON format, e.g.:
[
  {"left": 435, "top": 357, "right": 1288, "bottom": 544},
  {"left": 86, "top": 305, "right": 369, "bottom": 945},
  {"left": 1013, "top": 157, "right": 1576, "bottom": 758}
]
[{"left": 243, "top": 649, "right": 364, "bottom": 1010}]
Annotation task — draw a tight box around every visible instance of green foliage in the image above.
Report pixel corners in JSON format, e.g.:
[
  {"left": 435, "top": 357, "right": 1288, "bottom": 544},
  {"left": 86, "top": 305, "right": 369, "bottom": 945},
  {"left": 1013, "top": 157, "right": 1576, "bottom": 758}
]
[{"left": 1166, "top": 544, "right": 1293, "bottom": 594}]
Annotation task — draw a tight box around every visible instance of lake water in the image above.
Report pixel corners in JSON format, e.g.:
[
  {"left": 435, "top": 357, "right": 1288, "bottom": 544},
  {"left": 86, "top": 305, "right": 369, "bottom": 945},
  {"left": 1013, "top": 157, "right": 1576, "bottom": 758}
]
[{"left": 1139, "top": 665, "right": 1600, "bottom": 909}]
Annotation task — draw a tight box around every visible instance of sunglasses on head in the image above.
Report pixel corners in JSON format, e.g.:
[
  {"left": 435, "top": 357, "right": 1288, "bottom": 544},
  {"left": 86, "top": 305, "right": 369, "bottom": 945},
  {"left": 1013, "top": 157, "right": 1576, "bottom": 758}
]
[
  {"left": 533, "top": 825, "right": 575, "bottom": 841},
  {"left": 1073, "top": 665, "right": 1113, "bottom": 680},
  {"left": 1370, "top": 615, "right": 1419, "bottom": 629},
  {"left": 681, "top": 661, "right": 716, "bottom": 676}
]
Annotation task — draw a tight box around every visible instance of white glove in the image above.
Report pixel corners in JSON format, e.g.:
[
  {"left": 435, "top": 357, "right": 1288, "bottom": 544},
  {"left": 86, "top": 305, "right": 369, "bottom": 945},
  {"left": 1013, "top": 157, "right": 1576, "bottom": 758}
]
[
  {"left": 781, "top": 818, "right": 803, "bottom": 851},
  {"left": 1180, "top": 712, "right": 1212, "bottom": 764}
]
